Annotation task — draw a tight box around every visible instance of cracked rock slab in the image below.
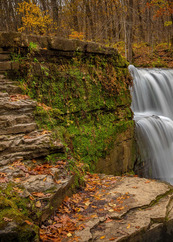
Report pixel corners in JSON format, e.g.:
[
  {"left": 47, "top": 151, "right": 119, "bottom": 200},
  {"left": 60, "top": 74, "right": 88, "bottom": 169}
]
[{"left": 74, "top": 176, "right": 173, "bottom": 242}]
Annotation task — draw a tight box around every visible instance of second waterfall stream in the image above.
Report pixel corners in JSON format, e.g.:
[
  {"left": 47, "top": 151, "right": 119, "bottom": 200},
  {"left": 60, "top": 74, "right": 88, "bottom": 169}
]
[{"left": 129, "top": 65, "right": 173, "bottom": 184}]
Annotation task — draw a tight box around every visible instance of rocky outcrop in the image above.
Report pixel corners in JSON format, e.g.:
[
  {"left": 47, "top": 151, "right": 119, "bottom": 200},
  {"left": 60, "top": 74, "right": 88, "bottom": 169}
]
[
  {"left": 0, "top": 75, "right": 63, "bottom": 166},
  {"left": 0, "top": 32, "right": 118, "bottom": 57},
  {"left": 96, "top": 126, "right": 136, "bottom": 175},
  {"left": 0, "top": 32, "right": 136, "bottom": 177},
  {"left": 0, "top": 59, "right": 76, "bottom": 240},
  {"left": 74, "top": 176, "right": 173, "bottom": 242}
]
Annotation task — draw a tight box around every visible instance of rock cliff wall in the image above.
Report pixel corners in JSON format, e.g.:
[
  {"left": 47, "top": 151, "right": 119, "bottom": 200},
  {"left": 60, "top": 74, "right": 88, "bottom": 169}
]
[{"left": 0, "top": 31, "right": 136, "bottom": 175}]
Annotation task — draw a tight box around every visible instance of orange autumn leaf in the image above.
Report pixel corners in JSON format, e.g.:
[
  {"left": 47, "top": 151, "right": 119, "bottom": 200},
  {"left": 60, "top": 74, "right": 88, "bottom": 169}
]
[
  {"left": 29, "top": 196, "right": 34, "bottom": 201},
  {"left": 43, "top": 177, "right": 47, "bottom": 182},
  {"left": 0, "top": 177, "right": 8, "bottom": 183},
  {"left": 100, "top": 236, "right": 105, "bottom": 239},
  {"left": 127, "top": 224, "right": 131, "bottom": 229},
  {"left": 32, "top": 192, "right": 45, "bottom": 197},
  {"left": 25, "top": 220, "right": 33, "bottom": 225}
]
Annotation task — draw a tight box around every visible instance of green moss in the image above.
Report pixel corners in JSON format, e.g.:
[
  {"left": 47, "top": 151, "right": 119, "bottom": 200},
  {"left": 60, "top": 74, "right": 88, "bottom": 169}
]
[
  {"left": 0, "top": 183, "right": 39, "bottom": 241},
  {"left": 15, "top": 49, "right": 133, "bottom": 174}
]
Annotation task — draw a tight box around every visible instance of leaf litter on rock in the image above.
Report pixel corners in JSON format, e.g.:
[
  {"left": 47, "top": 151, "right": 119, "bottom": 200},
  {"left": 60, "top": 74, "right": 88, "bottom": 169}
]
[{"left": 40, "top": 173, "right": 130, "bottom": 241}]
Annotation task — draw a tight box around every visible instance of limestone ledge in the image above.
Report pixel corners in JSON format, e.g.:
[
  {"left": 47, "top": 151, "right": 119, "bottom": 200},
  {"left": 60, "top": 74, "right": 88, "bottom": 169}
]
[
  {"left": 0, "top": 32, "right": 120, "bottom": 58},
  {"left": 74, "top": 176, "right": 173, "bottom": 242}
]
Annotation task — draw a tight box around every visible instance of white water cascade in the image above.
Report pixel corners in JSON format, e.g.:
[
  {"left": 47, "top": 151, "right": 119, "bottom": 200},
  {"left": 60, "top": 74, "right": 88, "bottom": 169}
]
[{"left": 129, "top": 65, "right": 173, "bottom": 184}]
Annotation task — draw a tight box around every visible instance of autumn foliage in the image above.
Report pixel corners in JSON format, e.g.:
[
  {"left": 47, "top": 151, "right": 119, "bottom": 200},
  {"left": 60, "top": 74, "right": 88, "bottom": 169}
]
[
  {"left": 17, "top": 1, "right": 57, "bottom": 35},
  {"left": 147, "top": 0, "right": 173, "bottom": 18},
  {"left": 69, "top": 30, "right": 84, "bottom": 41}
]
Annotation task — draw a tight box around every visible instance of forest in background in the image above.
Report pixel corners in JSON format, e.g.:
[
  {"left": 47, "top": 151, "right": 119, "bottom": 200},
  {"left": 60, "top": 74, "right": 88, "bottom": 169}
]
[{"left": 0, "top": 0, "right": 173, "bottom": 62}]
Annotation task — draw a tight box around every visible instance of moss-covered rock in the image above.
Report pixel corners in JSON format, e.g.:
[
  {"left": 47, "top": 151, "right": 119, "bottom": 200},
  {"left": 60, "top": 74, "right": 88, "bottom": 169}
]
[
  {"left": 15, "top": 46, "right": 135, "bottom": 174},
  {"left": 0, "top": 184, "right": 39, "bottom": 241}
]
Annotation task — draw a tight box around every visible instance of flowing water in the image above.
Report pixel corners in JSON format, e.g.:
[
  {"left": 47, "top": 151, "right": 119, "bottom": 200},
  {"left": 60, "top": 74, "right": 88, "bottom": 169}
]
[{"left": 129, "top": 65, "right": 173, "bottom": 184}]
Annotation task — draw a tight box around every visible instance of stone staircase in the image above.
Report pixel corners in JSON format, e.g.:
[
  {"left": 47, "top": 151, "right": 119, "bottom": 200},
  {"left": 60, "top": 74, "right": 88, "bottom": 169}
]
[
  {"left": 0, "top": 74, "right": 64, "bottom": 166},
  {"left": 0, "top": 48, "right": 19, "bottom": 74},
  {"left": 0, "top": 50, "right": 75, "bottom": 238},
  {"left": 0, "top": 48, "right": 65, "bottom": 164}
]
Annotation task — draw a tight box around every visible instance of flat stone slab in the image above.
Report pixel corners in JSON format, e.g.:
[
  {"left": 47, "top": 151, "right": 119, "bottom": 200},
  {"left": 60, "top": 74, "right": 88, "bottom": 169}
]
[
  {"left": 40, "top": 175, "right": 173, "bottom": 242},
  {"left": 77, "top": 177, "right": 173, "bottom": 242}
]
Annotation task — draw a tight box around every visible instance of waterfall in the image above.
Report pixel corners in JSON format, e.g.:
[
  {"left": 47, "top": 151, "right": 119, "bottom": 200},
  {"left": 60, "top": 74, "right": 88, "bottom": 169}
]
[{"left": 129, "top": 65, "right": 173, "bottom": 184}]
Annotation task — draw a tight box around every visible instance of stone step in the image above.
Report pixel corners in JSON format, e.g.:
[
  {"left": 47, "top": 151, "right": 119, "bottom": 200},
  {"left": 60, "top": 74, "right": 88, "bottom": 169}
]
[
  {"left": 0, "top": 92, "right": 9, "bottom": 97},
  {"left": 0, "top": 61, "right": 19, "bottom": 72},
  {"left": 0, "top": 78, "right": 18, "bottom": 85},
  {"left": 0, "top": 98, "right": 37, "bottom": 115},
  {"left": 0, "top": 53, "right": 10, "bottom": 61},
  {"left": 0, "top": 75, "right": 22, "bottom": 94},
  {"left": 0, "top": 123, "right": 37, "bottom": 135},
  {"left": 0, "top": 61, "right": 11, "bottom": 71},
  {"left": 0, "top": 74, "right": 8, "bottom": 79},
  {"left": 0, "top": 84, "right": 22, "bottom": 94},
  {"left": 0, "top": 130, "right": 64, "bottom": 166},
  {"left": 0, "top": 113, "right": 34, "bottom": 128}
]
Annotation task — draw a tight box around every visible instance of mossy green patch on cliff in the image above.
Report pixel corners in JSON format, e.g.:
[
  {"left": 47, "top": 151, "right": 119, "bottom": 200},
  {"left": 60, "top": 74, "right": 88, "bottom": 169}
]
[
  {"left": 0, "top": 183, "right": 39, "bottom": 241},
  {"left": 15, "top": 50, "right": 133, "bottom": 172}
]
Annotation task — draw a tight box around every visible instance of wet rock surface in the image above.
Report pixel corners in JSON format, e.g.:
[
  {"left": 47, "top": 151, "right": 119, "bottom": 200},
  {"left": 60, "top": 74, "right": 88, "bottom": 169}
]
[
  {"left": 41, "top": 174, "right": 173, "bottom": 242},
  {"left": 75, "top": 177, "right": 173, "bottom": 242}
]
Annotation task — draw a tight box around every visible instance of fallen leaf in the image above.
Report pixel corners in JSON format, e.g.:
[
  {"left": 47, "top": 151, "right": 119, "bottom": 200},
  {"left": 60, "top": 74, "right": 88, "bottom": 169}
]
[
  {"left": 127, "top": 224, "right": 131, "bottom": 229},
  {"left": 119, "top": 206, "right": 124, "bottom": 210},
  {"left": 36, "top": 201, "right": 42, "bottom": 208},
  {"left": 109, "top": 238, "right": 118, "bottom": 241},
  {"left": 145, "top": 180, "right": 150, "bottom": 183},
  {"left": 67, "top": 233, "right": 72, "bottom": 237},
  {"left": 29, "top": 196, "right": 34, "bottom": 201},
  {"left": 32, "top": 192, "right": 45, "bottom": 197},
  {"left": 105, "top": 218, "right": 113, "bottom": 223},
  {"left": 85, "top": 201, "right": 90, "bottom": 206},
  {"left": 100, "top": 236, "right": 105, "bottom": 239},
  {"left": 108, "top": 209, "right": 114, "bottom": 212},
  {"left": 43, "top": 177, "right": 47, "bottom": 182},
  {"left": 0, "top": 177, "right": 8, "bottom": 183},
  {"left": 24, "top": 135, "right": 32, "bottom": 139},
  {"left": 41, "top": 130, "right": 50, "bottom": 135},
  {"left": 135, "top": 226, "right": 140, "bottom": 229},
  {"left": 13, "top": 187, "right": 23, "bottom": 193},
  {"left": 37, "top": 103, "right": 52, "bottom": 111},
  {"left": 13, "top": 178, "right": 21, "bottom": 183},
  {"left": 0, "top": 172, "right": 6, "bottom": 177},
  {"left": 90, "top": 214, "right": 98, "bottom": 218},
  {"left": 25, "top": 220, "right": 33, "bottom": 225},
  {"left": 3, "top": 217, "right": 12, "bottom": 222}
]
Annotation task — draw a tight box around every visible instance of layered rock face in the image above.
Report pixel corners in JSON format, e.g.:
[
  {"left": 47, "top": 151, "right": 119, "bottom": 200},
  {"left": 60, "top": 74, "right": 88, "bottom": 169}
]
[
  {"left": 0, "top": 32, "right": 137, "bottom": 176},
  {"left": 0, "top": 54, "right": 75, "bottom": 240},
  {"left": 0, "top": 74, "right": 64, "bottom": 165}
]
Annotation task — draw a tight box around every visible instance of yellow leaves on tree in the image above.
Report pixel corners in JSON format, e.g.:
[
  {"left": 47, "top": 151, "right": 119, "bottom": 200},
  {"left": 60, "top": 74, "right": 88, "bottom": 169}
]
[
  {"left": 17, "top": 1, "right": 57, "bottom": 35},
  {"left": 69, "top": 30, "right": 84, "bottom": 41}
]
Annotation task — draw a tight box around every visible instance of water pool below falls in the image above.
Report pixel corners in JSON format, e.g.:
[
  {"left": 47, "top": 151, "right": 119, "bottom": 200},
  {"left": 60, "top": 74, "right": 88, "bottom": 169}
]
[{"left": 129, "top": 65, "right": 173, "bottom": 184}]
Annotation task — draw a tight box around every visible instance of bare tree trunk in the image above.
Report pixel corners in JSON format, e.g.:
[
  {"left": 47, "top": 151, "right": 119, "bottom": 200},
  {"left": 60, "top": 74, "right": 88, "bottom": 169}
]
[
  {"left": 127, "top": 0, "right": 133, "bottom": 62},
  {"left": 84, "top": 0, "right": 94, "bottom": 40}
]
